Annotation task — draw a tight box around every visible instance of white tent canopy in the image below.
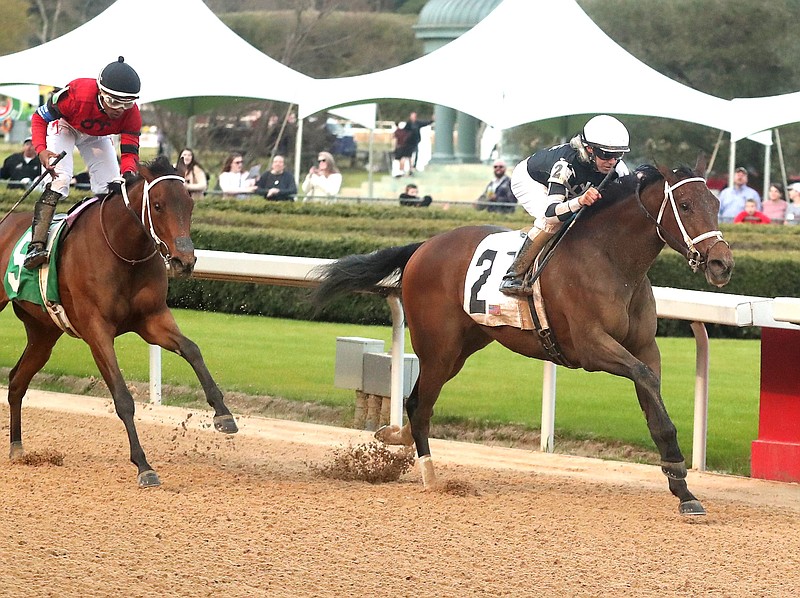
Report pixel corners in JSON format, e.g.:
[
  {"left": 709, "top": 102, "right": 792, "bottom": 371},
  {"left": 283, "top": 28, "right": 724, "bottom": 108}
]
[
  {"left": 4, "top": 0, "right": 800, "bottom": 163},
  {"left": 300, "top": 0, "right": 734, "bottom": 133},
  {"left": 0, "top": 0, "right": 313, "bottom": 109},
  {"left": 729, "top": 94, "right": 800, "bottom": 142}
]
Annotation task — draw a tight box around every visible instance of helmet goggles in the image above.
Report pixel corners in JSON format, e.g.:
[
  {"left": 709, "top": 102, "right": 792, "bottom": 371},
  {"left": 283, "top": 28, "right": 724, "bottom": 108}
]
[
  {"left": 100, "top": 91, "right": 136, "bottom": 111},
  {"left": 591, "top": 146, "right": 626, "bottom": 161}
]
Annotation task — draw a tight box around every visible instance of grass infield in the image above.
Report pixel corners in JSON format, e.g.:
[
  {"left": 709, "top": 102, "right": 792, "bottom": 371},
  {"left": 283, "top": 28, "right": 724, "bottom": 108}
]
[{"left": 0, "top": 307, "right": 759, "bottom": 476}]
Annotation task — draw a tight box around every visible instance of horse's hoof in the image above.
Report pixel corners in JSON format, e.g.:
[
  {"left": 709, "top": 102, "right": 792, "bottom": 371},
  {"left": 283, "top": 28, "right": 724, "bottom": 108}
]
[
  {"left": 419, "top": 455, "right": 437, "bottom": 489},
  {"left": 137, "top": 470, "right": 161, "bottom": 488},
  {"left": 213, "top": 414, "right": 238, "bottom": 434},
  {"left": 679, "top": 499, "right": 706, "bottom": 516},
  {"left": 375, "top": 424, "right": 414, "bottom": 446},
  {"left": 9, "top": 441, "right": 24, "bottom": 460},
  {"left": 374, "top": 424, "right": 398, "bottom": 443}
]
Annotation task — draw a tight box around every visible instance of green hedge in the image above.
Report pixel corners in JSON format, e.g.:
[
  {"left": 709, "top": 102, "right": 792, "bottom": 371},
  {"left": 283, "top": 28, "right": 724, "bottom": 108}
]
[
  {"left": 159, "top": 202, "right": 800, "bottom": 338},
  {"left": 2, "top": 193, "right": 795, "bottom": 337}
]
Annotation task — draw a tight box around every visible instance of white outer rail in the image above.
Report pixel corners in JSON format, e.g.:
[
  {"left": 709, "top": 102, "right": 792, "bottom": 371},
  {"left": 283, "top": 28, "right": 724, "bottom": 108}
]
[{"left": 149, "top": 250, "right": 796, "bottom": 471}]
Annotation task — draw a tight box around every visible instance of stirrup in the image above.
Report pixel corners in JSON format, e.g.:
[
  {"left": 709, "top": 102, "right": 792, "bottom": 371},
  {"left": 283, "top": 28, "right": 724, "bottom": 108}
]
[
  {"left": 23, "top": 244, "right": 49, "bottom": 270},
  {"left": 499, "top": 276, "right": 530, "bottom": 296}
]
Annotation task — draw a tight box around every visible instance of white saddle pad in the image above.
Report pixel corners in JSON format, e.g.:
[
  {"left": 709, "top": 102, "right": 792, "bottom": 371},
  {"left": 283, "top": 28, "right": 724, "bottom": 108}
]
[{"left": 462, "top": 230, "right": 534, "bottom": 330}]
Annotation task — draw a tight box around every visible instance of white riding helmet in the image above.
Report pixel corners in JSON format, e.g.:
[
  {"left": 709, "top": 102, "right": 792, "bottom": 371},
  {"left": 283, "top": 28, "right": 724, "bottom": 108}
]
[{"left": 581, "top": 115, "right": 630, "bottom": 154}]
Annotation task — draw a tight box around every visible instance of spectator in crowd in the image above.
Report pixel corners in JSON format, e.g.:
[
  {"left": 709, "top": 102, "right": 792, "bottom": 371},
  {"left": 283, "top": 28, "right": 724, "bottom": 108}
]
[
  {"left": 477, "top": 160, "right": 516, "bottom": 214},
  {"left": 175, "top": 147, "right": 207, "bottom": 200},
  {"left": 401, "top": 112, "right": 434, "bottom": 175},
  {"left": 1, "top": 137, "right": 42, "bottom": 189},
  {"left": 718, "top": 167, "right": 761, "bottom": 222},
  {"left": 399, "top": 183, "right": 432, "bottom": 207},
  {"left": 24, "top": 56, "right": 142, "bottom": 269},
  {"left": 392, "top": 121, "right": 411, "bottom": 177},
  {"left": 762, "top": 183, "right": 787, "bottom": 222},
  {"left": 256, "top": 154, "right": 296, "bottom": 201},
  {"left": 302, "top": 151, "right": 342, "bottom": 201},
  {"left": 218, "top": 152, "right": 258, "bottom": 197},
  {"left": 784, "top": 182, "right": 800, "bottom": 224},
  {"left": 733, "top": 198, "right": 770, "bottom": 224}
]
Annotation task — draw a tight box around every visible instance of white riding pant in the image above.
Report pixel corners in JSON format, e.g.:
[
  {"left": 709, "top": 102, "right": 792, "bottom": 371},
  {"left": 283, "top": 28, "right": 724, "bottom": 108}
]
[
  {"left": 510, "top": 158, "right": 562, "bottom": 239},
  {"left": 46, "top": 119, "right": 121, "bottom": 197}
]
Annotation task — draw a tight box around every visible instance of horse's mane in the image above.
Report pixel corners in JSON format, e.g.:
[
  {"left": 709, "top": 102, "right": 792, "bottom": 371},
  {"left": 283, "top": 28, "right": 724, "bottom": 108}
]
[
  {"left": 580, "top": 163, "right": 695, "bottom": 220},
  {"left": 140, "top": 155, "right": 177, "bottom": 177}
]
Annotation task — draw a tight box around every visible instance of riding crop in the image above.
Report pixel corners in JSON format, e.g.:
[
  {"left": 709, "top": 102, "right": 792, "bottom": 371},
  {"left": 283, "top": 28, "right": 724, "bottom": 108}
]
[{"left": 0, "top": 150, "right": 67, "bottom": 227}]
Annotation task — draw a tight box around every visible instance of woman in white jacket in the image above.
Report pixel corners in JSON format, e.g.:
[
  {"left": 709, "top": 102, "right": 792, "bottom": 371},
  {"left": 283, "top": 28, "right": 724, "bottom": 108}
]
[
  {"left": 302, "top": 151, "right": 342, "bottom": 202},
  {"left": 218, "top": 152, "right": 257, "bottom": 198}
]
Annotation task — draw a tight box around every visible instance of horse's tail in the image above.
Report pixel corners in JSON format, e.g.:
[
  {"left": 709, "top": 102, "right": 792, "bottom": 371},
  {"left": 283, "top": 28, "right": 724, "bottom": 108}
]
[{"left": 310, "top": 242, "right": 424, "bottom": 310}]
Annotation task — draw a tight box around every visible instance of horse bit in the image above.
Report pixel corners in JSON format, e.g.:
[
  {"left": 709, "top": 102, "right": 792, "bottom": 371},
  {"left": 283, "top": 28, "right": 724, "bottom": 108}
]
[
  {"left": 645, "top": 176, "right": 728, "bottom": 272},
  {"left": 102, "top": 174, "right": 185, "bottom": 265}
]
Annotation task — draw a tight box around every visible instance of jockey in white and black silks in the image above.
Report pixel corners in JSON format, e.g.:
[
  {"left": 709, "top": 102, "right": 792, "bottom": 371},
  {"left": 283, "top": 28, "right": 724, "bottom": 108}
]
[
  {"left": 499, "top": 114, "right": 631, "bottom": 296},
  {"left": 24, "top": 56, "right": 142, "bottom": 270}
]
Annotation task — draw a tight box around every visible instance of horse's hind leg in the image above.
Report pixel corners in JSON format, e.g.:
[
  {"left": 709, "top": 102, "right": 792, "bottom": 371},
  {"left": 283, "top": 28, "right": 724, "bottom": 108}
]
[
  {"left": 7, "top": 307, "right": 62, "bottom": 459},
  {"left": 81, "top": 326, "right": 161, "bottom": 487},
  {"left": 137, "top": 309, "right": 237, "bottom": 434},
  {"left": 405, "top": 324, "right": 492, "bottom": 489}
]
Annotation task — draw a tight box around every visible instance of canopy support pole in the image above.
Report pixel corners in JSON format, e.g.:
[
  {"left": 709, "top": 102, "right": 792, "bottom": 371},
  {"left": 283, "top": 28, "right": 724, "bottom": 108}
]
[
  {"left": 294, "top": 116, "right": 304, "bottom": 190},
  {"left": 706, "top": 130, "right": 724, "bottom": 177},
  {"left": 775, "top": 128, "right": 788, "bottom": 193}
]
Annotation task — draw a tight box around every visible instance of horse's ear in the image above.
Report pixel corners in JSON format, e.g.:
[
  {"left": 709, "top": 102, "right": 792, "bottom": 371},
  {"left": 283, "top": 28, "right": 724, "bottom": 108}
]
[
  {"left": 138, "top": 164, "right": 153, "bottom": 182},
  {"left": 694, "top": 153, "right": 708, "bottom": 178},
  {"left": 656, "top": 162, "right": 673, "bottom": 182}
]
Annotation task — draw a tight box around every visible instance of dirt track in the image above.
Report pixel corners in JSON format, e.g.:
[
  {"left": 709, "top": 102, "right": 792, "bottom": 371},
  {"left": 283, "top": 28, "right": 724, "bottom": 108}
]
[{"left": 1, "top": 389, "right": 799, "bottom": 597}]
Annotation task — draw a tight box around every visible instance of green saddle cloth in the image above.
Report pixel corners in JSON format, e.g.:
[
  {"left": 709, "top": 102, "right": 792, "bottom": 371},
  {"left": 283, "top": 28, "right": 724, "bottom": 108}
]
[{"left": 3, "top": 217, "right": 66, "bottom": 306}]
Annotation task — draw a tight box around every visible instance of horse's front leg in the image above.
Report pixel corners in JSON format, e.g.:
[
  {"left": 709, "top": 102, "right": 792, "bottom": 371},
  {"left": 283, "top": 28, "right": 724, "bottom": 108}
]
[
  {"left": 138, "top": 309, "right": 237, "bottom": 434},
  {"left": 86, "top": 335, "right": 160, "bottom": 487},
  {"left": 579, "top": 334, "right": 703, "bottom": 516},
  {"left": 629, "top": 339, "right": 704, "bottom": 515}
]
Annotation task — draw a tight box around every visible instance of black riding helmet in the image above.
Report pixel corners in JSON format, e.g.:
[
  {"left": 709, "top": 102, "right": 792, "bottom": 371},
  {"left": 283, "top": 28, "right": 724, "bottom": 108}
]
[{"left": 97, "top": 56, "right": 140, "bottom": 99}]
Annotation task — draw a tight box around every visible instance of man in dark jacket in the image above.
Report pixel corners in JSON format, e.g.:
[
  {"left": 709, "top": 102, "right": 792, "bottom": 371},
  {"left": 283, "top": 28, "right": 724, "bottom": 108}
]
[
  {"left": 401, "top": 112, "right": 433, "bottom": 174},
  {"left": 256, "top": 155, "right": 297, "bottom": 201},
  {"left": 1, "top": 137, "right": 41, "bottom": 189}
]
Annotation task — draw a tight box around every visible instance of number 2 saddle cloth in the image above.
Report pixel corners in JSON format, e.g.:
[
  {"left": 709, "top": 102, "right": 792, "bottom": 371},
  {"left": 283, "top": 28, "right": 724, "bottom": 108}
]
[{"left": 462, "top": 229, "right": 543, "bottom": 331}]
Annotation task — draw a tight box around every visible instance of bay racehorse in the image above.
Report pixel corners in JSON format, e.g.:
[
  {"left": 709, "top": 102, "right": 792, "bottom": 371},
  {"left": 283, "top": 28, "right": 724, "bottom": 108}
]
[
  {"left": 312, "top": 160, "right": 734, "bottom": 515},
  {"left": 0, "top": 156, "right": 237, "bottom": 487}
]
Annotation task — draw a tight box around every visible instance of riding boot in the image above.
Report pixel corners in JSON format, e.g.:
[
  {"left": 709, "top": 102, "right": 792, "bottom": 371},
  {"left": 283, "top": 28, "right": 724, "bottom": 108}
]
[
  {"left": 23, "top": 186, "right": 63, "bottom": 270},
  {"left": 499, "top": 228, "right": 555, "bottom": 296}
]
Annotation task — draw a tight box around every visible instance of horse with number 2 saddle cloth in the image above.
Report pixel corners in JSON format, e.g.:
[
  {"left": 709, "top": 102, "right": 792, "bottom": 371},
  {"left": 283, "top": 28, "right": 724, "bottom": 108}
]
[{"left": 311, "top": 159, "right": 734, "bottom": 517}]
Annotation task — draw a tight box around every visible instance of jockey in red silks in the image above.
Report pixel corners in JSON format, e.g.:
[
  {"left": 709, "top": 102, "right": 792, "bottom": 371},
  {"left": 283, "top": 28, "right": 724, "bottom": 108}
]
[{"left": 24, "top": 56, "right": 142, "bottom": 270}]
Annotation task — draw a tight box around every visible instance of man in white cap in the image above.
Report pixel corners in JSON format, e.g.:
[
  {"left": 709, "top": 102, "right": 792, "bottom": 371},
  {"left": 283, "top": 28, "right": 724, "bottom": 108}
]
[{"left": 785, "top": 182, "right": 800, "bottom": 224}]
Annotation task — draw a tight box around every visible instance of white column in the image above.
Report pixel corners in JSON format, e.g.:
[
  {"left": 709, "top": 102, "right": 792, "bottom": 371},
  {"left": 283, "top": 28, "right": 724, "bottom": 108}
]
[
  {"left": 540, "top": 362, "right": 557, "bottom": 452},
  {"left": 149, "top": 344, "right": 162, "bottom": 405}
]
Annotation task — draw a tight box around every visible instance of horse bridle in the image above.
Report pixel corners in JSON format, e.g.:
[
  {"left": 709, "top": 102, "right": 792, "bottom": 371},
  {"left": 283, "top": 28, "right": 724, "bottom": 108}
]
[
  {"left": 100, "top": 174, "right": 186, "bottom": 265},
  {"left": 635, "top": 175, "right": 728, "bottom": 272}
]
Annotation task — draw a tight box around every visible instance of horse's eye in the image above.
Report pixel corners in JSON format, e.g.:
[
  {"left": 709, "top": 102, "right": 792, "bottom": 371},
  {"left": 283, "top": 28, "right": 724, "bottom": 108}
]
[
  {"left": 153, "top": 202, "right": 163, "bottom": 212},
  {"left": 680, "top": 202, "right": 690, "bottom": 212}
]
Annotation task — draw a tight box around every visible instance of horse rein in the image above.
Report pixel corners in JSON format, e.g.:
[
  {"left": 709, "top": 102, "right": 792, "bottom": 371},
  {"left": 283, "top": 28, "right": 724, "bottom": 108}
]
[
  {"left": 635, "top": 175, "right": 728, "bottom": 273},
  {"left": 100, "top": 174, "right": 186, "bottom": 265}
]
